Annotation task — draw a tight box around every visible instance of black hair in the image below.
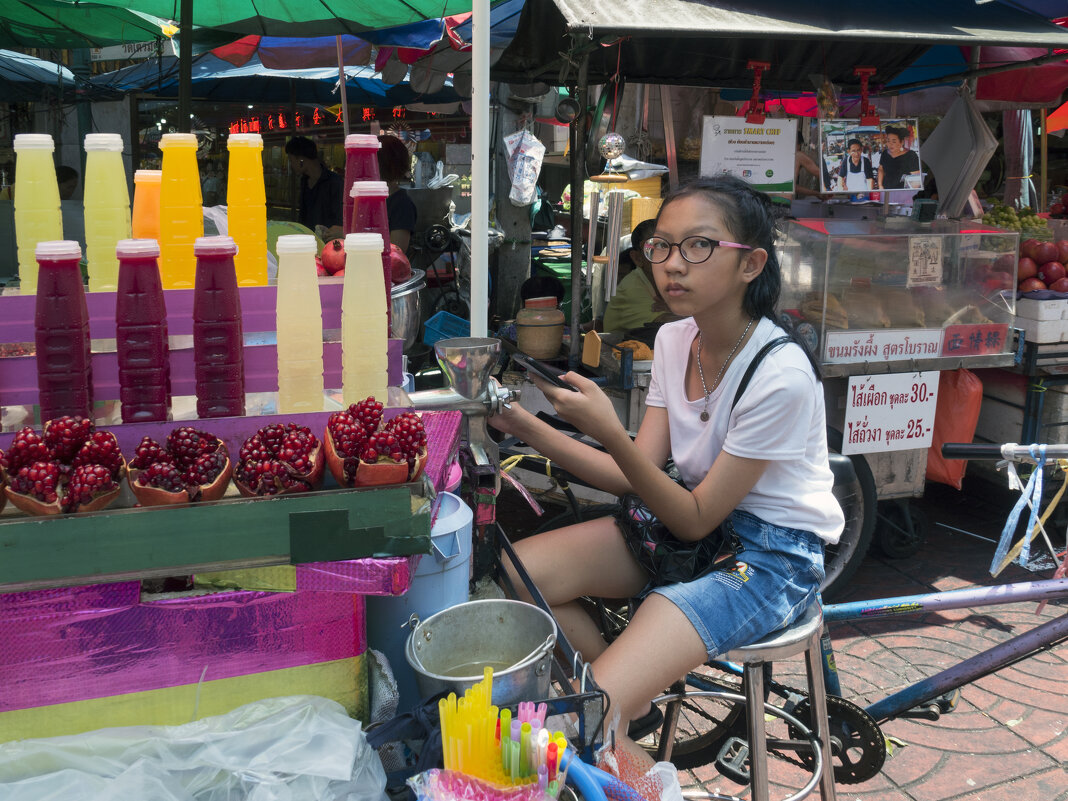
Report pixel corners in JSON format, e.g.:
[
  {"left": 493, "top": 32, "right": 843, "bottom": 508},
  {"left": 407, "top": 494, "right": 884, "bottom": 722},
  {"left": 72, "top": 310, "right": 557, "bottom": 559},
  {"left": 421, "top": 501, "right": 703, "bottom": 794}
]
[
  {"left": 884, "top": 125, "right": 907, "bottom": 141},
  {"left": 846, "top": 138, "right": 863, "bottom": 149},
  {"left": 284, "top": 136, "right": 317, "bottom": 160},
  {"left": 56, "top": 165, "right": 78, "bottom": 183},
  {"left": 378, "top": 134, "right": 412, "bottom": 183},
  {"left": 520, "top": 274, "right": 565, "bottom": 303},
  {"left": 656, "top": 175, "right": 821, "bottom": 378},
  {"left": 631, "top": 218, "right": 657, "bottom": 248}
]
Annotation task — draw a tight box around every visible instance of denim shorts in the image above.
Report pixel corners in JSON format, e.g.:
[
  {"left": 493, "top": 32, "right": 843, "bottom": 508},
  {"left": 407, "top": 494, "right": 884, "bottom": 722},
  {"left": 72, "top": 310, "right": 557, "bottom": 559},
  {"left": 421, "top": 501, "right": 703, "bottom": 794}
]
[{"left": 648, "top": 509, "right": 825, "bottom": 658}]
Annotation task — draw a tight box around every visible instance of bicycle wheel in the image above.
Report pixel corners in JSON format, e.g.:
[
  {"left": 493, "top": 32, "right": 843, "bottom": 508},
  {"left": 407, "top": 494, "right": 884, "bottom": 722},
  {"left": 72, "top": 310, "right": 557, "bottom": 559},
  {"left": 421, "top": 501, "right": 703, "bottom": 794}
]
[{"left": 822, "top": 428, "right": 877, "bottom": 600}]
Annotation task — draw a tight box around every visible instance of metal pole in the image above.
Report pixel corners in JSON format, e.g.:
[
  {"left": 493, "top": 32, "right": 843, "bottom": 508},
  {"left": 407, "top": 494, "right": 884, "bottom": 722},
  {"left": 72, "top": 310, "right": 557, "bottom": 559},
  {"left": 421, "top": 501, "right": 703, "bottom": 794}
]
[
  {"left": 569, "top": 53, "right": 589, "bottom": 368},
  {"left": 336, "top": 36, "right": 350, "bottom": 137},
  {"left": 178, "top": 0, "right": 192, "bottom": 133},
  {"left": 470, "top": 0, "right": 490, "bottom": 337}
]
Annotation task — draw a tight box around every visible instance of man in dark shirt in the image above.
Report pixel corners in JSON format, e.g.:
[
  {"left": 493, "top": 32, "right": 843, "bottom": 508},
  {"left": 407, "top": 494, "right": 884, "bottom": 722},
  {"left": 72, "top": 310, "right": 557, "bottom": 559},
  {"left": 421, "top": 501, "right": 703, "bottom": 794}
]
[{"left": 285, "top": 136, "right": 344, "bottom": 240}]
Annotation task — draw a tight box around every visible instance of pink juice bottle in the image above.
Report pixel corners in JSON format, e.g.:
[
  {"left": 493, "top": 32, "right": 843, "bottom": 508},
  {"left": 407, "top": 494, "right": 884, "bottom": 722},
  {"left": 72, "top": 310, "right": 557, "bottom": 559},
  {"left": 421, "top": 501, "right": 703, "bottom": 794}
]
[
  {"left": 342, "top": 134, "right": 381, "bottom": 236},
  {"left": 350, "top": 180, "right": 392, "bottom": 327},
  {"left": 192, "top": 236, "right": 245, "bottom": 418},
  {"left": 34, "top": 240, "right": 92, "bottom": 423},
  {"left": 115, "top": 239, "right": 170, "bottom": 423}
]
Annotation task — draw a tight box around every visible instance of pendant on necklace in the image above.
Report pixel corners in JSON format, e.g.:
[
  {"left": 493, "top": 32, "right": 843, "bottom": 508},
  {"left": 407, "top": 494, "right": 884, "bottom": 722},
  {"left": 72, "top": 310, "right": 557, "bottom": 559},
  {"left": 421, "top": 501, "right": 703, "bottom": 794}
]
[{"left": 700, "top": 410, "right": 710, "bottom": 422}]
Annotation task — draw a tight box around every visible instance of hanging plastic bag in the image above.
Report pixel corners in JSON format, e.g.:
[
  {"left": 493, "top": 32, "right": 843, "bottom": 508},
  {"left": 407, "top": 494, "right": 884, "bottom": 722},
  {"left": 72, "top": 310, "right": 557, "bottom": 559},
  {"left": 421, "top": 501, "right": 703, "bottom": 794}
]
[
  {"left": 504, "top": 130, "right": 546, "bottom": 207},
  {"left": 926, "top": 368, "right": 984, "bottom": 490}
]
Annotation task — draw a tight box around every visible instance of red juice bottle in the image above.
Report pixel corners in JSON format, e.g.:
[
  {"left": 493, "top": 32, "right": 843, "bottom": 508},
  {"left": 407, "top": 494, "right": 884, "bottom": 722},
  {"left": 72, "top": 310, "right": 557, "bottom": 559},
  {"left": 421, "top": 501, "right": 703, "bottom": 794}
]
[
  {"left": 34, "top": 240, "right": 92, "bottom": 422},
  {"left": 350, "top": 180, "right": 392, "bottom": 327},
  {"left": 343, "top": 134, "right": 381, "bottom": 236},
  {"left": 115, "top": 239, "right": 170, "bottom": 423},
  {"left": 192, "top": 235, "right": 245, "bottom": 418}
]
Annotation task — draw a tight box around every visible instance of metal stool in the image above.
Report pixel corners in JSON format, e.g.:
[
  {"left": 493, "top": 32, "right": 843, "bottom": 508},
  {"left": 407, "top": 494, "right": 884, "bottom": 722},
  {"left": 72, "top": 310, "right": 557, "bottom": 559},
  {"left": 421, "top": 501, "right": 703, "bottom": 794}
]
[{"left": 725, "top": 603, "right": 837, "bottom": 801}]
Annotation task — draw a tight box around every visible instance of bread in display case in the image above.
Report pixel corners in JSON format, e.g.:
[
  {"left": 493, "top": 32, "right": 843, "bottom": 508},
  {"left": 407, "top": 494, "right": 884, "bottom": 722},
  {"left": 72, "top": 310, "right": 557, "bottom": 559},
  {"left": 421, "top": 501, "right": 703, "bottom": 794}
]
[{"left": 779, "top": 218, "right": 1018, "bottom": 373}]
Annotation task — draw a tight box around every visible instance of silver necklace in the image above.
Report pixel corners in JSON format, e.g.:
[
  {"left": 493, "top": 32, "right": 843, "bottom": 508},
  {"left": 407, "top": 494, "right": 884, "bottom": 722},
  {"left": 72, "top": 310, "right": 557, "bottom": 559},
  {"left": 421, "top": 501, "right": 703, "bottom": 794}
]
[{"left": 696, "top": 318, "right": 754, "bottom": 422}]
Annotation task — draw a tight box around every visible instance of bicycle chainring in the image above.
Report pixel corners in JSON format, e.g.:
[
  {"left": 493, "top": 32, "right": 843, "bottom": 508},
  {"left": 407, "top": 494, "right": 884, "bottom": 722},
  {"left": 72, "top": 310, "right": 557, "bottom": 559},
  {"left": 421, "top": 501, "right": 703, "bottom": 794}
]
[{"left": 784, "top": 695, "right": 886, "bottom": 784}]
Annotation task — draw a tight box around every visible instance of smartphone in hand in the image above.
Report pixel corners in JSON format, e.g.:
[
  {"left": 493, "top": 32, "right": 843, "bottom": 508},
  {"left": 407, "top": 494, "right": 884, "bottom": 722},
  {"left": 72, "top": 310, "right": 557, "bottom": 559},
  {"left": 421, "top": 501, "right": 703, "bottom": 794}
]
[{"left": 511, "top": 351, "right": 579, "bottom": 391}]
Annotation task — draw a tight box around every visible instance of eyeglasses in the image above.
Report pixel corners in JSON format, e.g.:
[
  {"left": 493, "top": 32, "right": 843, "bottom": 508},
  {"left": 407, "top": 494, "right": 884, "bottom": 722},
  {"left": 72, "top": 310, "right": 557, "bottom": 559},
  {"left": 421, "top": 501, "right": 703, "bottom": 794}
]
[{"left": 642, "top": 235, "right": 752, "bottom": 264}]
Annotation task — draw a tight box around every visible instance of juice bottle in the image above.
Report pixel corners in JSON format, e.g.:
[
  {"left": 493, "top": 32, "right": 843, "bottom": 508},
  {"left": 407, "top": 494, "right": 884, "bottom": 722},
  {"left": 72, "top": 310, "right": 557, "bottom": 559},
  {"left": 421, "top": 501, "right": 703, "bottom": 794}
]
[
  {"left": 83, "top": 133, "right": 132, "bottom": 293},
  {"left": 115, "top": 238, "right": 170, "bottom": 423},
  {"left": 34, "top": 240, "right": 92, "bottom": 422},
  {"left": 193, "top": 235, "right": 244, "bottom": 418},
  {"left": 341, "top": 232, "right": 388, "bottom": 406},
  {"left": 350, "top": 180, "right": 392, "bottom": 328},
  {"left": 343, "top": 134, "right": 381, "bottom": 236},
  {"left": 132, "top": 169, "right": 162, "bottom": 241},
  {"left": 274, "top": 234, "right": 324, "bottom": 413},
  {"left": 158, "top": 133, "right": 203, "bottom": 289},
  {"left": 13, "top": 134, "right": 62, "bottom": 294},
  {"left": 226, "top": 133, "right": 268, "bottom": 286}
]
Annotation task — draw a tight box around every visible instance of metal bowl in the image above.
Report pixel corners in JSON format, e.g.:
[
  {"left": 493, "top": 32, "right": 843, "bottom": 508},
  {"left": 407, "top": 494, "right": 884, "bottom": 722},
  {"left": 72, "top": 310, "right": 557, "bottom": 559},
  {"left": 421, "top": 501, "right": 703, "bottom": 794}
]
[{"left": 390, "top": 268, "right": 426, "bottom": 352}]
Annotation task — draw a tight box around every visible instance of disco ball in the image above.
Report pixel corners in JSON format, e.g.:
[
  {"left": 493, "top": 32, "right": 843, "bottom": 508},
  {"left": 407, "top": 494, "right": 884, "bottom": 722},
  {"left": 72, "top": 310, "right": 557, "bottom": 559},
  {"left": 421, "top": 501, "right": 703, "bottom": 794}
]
[{"left": 599, "top": 132, "right": 626, "bottom": 160}]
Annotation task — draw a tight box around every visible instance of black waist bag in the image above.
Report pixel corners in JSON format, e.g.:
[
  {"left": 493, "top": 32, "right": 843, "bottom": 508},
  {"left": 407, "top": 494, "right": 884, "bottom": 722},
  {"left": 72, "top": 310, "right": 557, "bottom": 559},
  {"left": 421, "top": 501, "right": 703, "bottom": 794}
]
[{"left": 616, "top": 336, "right": 791, "bottom": 587}]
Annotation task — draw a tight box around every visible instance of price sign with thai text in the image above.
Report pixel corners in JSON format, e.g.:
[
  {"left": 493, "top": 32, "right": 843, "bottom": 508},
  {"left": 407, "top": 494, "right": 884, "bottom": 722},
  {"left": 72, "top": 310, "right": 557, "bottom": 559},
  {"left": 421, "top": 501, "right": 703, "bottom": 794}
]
[{"left": 842, "top": 372, "right": 939, "bottom": 455}]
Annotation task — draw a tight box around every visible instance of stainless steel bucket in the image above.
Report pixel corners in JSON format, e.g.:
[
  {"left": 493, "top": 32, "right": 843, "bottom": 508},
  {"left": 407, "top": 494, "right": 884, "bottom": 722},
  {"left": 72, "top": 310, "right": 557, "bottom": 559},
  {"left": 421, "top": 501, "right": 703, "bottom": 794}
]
[
  {"left": 405, "top": 599, "right": 557, "bottom": 706},
  {"left": 390, "top": 268, "right": 426, "bottom": 351}
]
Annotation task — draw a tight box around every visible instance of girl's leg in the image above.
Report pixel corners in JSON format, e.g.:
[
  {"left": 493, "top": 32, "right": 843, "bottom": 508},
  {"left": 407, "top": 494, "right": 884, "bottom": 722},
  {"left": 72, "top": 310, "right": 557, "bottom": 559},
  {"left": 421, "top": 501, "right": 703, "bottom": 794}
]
[{"left": 502, "top": 516, "right": 649, "bottom": 662}]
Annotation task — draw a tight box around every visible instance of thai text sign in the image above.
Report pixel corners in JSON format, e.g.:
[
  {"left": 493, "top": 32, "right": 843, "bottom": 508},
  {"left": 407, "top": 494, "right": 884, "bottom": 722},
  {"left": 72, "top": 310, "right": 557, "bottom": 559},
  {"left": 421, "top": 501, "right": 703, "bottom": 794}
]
[
  {"left": 824, "top": 329, "right": 943, "bottom": 364},
  {"left": 700, "top": 116, "right": 796, "bottom": 192},
  {"left": 843, "top": 372, "right": 939, "bottom": 455}
]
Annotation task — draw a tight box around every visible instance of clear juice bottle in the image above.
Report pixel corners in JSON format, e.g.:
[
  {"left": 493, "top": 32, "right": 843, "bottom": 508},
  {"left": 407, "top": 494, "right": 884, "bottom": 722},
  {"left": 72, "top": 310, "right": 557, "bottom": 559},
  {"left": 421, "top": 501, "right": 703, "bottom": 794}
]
[
  {"left": 274, "top": 234, "right": 324, "bottom": 413},
  {"left": 34, "top": 240, "right": 92, "bottom": 422},
  {"left": 158, "top": 133, "right": 203, "bottom": 289},
  {"left": 115, "top": 238, "right": 170, "bottom": 423},
  {"left": 341, "top": 232, "right": 388, "bottom": 406},
  {"left": 13, "top": 134, "right": 62, "bottom": 294},
  {"left": 193, "top": 235, "right": 244, "bottom": 418},
  {"left": 226, "top": 133, "right": 268, "bottom": 286},
  {"left": 350, "top": 180, "right": 392, "bottom": 328},
  {"left": 343, "top": 134, "right": 381, "bottom": 236},
  {"left": 83, "top": 133, "right": 132, "bottom": 293},
  {"left": 132, "top": 169, "right": 162, "bottom": 241}
]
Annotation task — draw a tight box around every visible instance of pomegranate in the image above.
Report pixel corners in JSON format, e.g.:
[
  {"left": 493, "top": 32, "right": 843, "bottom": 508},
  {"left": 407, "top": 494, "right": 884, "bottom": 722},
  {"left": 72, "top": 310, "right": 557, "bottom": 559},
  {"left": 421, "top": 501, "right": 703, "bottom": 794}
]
[
  {"left": 390, "top": 243, "right": 412, "bottom": 284},
  {"left": 1050, "top": 277, "right": 1068, "bottom": 293},
  {"left": 1, "top": 417, "right": 125, "bottom": 515},
  {"left": 234, "top": 422, "right": 325, "bottom": 496},
  {"left": 992, "top": 253, "right": 1016, "bottom": 273},
  {"left": 1038, "top": 261, "right": 1066, "bottom": 285},
  {"left": 1019, "top": 277, "right": 1048, "bottom": 293},
  {"left": 127, "top": 427, "right": 233, "bottom": 506},
  {"left": 1033, "top": 241, "right": 1059, "bottom": 266},
  {"left": 320, "top": 238, "right": 346, "bottom": 275},
  {"left": 1017, "top": 256, "right": 1038, "bottom": 281},
  {"left": 1021, "top": 238, "right": 1040, "bottom": 261},
  {"left": 1057, "top": 240, "right": 1068, "bottom": 265},
  {"left": 324, "top": 398, "right": 427, "bottom": 487}
]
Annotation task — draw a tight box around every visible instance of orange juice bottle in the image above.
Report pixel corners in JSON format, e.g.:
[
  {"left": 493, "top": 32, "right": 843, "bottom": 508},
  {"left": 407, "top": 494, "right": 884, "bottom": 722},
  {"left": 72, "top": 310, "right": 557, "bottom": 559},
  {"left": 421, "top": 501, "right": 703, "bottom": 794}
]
[
  {"left": 132, "top": 169, "right": 162, "bottom": 241},
  {"left": 83, "top": 133, "right": 132, "bottom": 292},
  {"left": 226, "top": 133, "right": 268, "bottom": 286},
  {"left": 13, "top": 133, "right": 62, "bottom": 294},
  {"left": 158, "top": 133, "right": 203, "bottom": 289}
]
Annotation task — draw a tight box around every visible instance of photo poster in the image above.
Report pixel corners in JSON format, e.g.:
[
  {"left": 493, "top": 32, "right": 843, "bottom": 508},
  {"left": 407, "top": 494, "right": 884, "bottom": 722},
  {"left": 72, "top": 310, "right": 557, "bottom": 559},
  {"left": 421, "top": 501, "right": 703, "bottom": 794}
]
[
  {"left": 818, "top": 118, "right": 923, "bottom": 194},
  {"left": 699, "top": 116, "right": 796, "bottom": 192}
]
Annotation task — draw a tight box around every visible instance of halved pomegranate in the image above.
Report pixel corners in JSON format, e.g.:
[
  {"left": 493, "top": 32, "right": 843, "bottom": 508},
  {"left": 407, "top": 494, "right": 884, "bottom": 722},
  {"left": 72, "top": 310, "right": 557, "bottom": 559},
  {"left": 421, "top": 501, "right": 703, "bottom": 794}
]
[
  {"left": 234, "top": 422, "right": 325, "bottom": 496},
  {"left": 324, "top": 399, "right": 427, "bottom": 488},
  {"left": 127, "top": 427, "right": 233, "bottom": 506}
]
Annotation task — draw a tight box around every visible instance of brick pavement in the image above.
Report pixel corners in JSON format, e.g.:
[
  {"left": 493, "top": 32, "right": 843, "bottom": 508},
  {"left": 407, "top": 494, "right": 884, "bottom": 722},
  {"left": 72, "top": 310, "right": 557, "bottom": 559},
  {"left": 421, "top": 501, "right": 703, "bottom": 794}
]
[{"left": 676, "top": 483, "right": 1068, "bottom": 801}]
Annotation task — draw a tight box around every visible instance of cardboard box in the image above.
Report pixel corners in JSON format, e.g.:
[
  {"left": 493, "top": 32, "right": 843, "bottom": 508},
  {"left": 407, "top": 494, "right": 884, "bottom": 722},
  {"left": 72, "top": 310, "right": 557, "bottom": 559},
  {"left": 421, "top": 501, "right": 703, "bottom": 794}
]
[
  {"left": 1015, "top": 297, "right": 1068, "bottom": 321},
  {"left": 1018, "top": 316, "right": 1068, "bottom": 343},
  {"left": 623, "top": 196, "right": 663, "bottom": 231}
]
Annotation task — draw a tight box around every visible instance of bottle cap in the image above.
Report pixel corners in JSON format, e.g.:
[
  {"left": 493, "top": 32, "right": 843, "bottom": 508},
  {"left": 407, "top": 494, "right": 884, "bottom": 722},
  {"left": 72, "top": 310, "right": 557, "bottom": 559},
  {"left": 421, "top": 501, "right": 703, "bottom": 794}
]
[
  {"left": 116, "top": 239, "right": 161, "bottom": 258},
  {"left": 14, "top": 133, "right": 54, "bottom": 151},
  {"left": 84, "top": 133, "right": 124, "bottom": 152},
  {"left": 35, "top": 240, "right": 82, "bottom": 260},
  {"left": 275, "top": 234, "right": 317, "bottom": 254},
  {"left": 350, "top": 180, "right": 389, "bottom": 198},
  {"left": 344, "top": 232, "right": 385, "bottom": 252},
  {"left": 227, "top": 133, "right": 263, "bottom": 148},
  {"left": 159, "top": 133, "right": 198, "bottom": 148},
  {"left": 134, "top": 169, "right": 162, "bottom": 182},
  {"left": 345, "top": 134, "right": 381, "bottom": 149},
  {"left": 194, "top": 235, "right": 238, "bottom": 255}
]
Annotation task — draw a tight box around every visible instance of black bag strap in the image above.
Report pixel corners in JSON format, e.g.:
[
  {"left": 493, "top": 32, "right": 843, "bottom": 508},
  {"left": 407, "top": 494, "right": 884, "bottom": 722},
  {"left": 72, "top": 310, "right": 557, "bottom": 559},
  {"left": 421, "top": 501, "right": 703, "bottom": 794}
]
[{"left": 730, "top": 336, "right": 793, "bottom": 412}]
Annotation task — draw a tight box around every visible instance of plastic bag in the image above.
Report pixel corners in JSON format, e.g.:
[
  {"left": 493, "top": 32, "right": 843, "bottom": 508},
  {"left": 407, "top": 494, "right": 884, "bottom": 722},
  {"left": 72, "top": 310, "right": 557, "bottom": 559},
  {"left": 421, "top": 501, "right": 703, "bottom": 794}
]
[
  {"left": 926, "top": 368, "right": 984, "bottom": 490},
  {"left": 503, "top": 130, "right": 545, "bottom": 207},
  {"left": 0, "top": 695, "right": 388, "bottom": 801}
]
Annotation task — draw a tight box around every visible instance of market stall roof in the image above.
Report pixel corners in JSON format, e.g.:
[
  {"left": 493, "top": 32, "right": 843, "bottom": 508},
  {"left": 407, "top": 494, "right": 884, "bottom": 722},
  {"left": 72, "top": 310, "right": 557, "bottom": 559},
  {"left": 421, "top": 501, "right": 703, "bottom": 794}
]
[
  {"left": 493, "top": 0, "right": 1068, "bottom": 90},
  {"left": 0, "top": 0, "right": 174, "bottom": 49},
  {"left": 0, "top": 48, "right": 78, "bottom": 102}
]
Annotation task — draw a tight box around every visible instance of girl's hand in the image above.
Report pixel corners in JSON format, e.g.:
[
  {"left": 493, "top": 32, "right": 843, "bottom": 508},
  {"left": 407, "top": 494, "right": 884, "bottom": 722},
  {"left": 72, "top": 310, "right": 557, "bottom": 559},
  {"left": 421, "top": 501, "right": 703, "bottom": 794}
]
[
  {"left": 535, "top": 371, "right": 625, "bottom": 445},
  {"left": 487, "top": 396, "right": 529, "bottom": 435}
]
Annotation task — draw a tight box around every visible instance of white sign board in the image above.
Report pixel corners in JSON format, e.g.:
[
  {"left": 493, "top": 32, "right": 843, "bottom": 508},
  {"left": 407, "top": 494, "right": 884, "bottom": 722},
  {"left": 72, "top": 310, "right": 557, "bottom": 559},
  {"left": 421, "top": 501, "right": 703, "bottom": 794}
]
[
  {"left": 842, "top": 372, "right": 939, "bottom": 455},
  {"left": 700, "top": 116, "right": 796, "bottom": 192},
  {"left": 824, "top": 329, "right": 944, "bottom": 364}
]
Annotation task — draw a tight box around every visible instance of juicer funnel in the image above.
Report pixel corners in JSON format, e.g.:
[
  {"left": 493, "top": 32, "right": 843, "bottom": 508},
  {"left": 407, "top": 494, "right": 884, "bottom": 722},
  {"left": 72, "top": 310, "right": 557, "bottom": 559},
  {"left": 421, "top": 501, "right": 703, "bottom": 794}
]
[{"left": 433, "top": 337, "right": 501, "bottom": 399}]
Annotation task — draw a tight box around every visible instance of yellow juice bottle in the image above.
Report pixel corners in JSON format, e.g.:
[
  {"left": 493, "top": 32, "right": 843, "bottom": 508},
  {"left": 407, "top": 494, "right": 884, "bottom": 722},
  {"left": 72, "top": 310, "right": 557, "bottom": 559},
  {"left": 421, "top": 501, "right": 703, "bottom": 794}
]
[
  {"left": 275, "top": 235, "right": 324, "bottom": 413},
  {"left": 158, "top": 133, "right": 203, "bottom": 289},
  {"left": 13, "top": 133, "right": 62, "bottom": 294},
  {"left": 226, "top": 133, "right": 268, "bottom": 286},
  {"left": 341, "top": 232, "right": 388, "bottom": 406},
  {"left": 83, "top": 133, "right": 132, "bottom": 292}
]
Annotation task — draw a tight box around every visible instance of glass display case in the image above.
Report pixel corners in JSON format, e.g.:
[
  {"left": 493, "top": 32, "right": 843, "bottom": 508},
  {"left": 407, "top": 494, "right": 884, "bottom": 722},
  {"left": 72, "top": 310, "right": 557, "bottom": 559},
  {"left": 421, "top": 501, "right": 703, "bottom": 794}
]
[{"left": 780, "top": 218, "right": 1019, "bottom": 376}]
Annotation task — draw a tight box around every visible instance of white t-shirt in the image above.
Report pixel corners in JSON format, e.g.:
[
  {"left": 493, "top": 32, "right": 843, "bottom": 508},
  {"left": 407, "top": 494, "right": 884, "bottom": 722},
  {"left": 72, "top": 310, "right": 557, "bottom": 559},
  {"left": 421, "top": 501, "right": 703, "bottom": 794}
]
[{"left": 646, "top": 317, "right": 844, "bottom": 543}]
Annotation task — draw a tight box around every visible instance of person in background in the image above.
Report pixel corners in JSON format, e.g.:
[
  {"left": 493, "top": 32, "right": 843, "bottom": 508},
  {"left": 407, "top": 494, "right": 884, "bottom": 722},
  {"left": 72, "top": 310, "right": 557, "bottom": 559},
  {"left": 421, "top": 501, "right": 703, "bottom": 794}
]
[
  {"left": 378, "top": 134, "right": 417, "bottom": 254},
  {"left": 877, "top": 126, "right": 921, "bottom": 190},
  {"left": 603, "top": 218, "right": 681, "bottom": 335},
  {"left": 794, "top": 132, "right": 829, "bottom": 200},
  {"left": 285, "top": 136, "right": 344, "bottom": 241},
  {"left": 56, "top": 165, "right": 85, "bottom": 251},
  {"left": 57, "top": 165, "right": 79, "bottom": 200}
]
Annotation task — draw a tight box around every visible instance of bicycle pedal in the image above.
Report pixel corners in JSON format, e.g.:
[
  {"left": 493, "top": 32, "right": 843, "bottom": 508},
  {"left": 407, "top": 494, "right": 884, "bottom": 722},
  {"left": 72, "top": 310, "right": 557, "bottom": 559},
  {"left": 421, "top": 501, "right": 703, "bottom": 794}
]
[
  {"left": 715, "top": 736, "right": 751, "bottom": 785},
  {"left": 900, "top": 689, "right": 960, "bottom": 721}
]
